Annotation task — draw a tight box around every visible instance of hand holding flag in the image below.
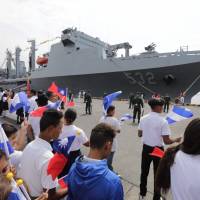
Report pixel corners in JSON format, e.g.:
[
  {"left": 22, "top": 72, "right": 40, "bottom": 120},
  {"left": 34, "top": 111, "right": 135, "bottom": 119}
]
[
  {"left": 47, "top": 137, "right": 75, "bottom": 180},
  {"left": 0, "top": 125, "right": 31, "bottom": 200},
  {"left": 58, "top": 87, "right": 67, "bottom": 103},
  {"left": 149, "top": 147, "right": 164, "bottom": 158},
  {"left": 0, "top": 125, "right": 14, "bottom": 157},
  {"left": 48, "top": 82, "right": 67, "bottom": 103},
  {"left": 58, "top": 175, "right": 68, "bottom": 189}
]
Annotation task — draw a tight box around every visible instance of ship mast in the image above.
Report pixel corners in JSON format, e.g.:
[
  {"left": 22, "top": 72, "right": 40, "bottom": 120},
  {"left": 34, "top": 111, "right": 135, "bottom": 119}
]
[
  {"left": 28, "top": 40, "right": 36, "bottom": 72},
  {"left": 15, "top": 47, "right": 21, "bottom": 78},
  {"left": 6, "top": 49, "right": 12, "bottom": 79}
]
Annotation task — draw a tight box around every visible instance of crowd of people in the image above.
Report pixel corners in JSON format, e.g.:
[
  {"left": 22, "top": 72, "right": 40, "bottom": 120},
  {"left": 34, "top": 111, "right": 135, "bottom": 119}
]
[{"left": 0, "top": 88, "right": 199, "bottom": 200}]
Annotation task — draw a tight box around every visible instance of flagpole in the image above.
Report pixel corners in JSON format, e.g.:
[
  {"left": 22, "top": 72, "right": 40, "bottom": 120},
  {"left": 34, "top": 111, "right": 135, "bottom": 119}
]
[
  {"left": 23, "top": 106, "right": 26, "bottom": 121},
  {"left": 19, "top": 184, "right": 32, "bottom": 200},
  {"left": 0, "top": 125, "right": 12, "bottom": 165}
]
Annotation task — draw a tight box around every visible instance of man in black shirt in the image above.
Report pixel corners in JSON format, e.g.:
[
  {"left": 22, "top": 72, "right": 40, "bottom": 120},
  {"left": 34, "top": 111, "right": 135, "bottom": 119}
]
[
  {"left": 133, "top": 93, "right": 144, "bottom": 123},
  {"left": 163, "top": 94, "right": 171, "bottom": 113},
  {"left": 85, "top": 92, "right": 92, "bottom": 115}
]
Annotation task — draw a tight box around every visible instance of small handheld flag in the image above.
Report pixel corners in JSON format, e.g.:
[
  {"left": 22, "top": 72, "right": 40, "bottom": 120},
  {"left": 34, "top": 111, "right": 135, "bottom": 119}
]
[
  {"left": 48, "top": 82, "right": 68, "bottom": 102},
  {"left": 9, "top": 92, "right": 30, "bottom": 113},
  {"left": 47, "top": 153, "right": 68, "bottom": 180},
  {"left": 103, "top": 91, "right": 122, "bottom": 113},
  {"left": 120, "top": 113, "right": 133, "bottom": 122},
  {"left": 166, "top": 106, "right": 193, "bottom": 124},
  {"left": 150, "top": 147, "right": 164, "bottom": 158},
  {"left": 48, "top": 82, "right": 59, "bottom": 94},
  {"left": 0, "top": 125, "right": 14, "bottom": 156},
  {"left": 52, "top": 136, "right": 76, "bottom": 155},
  {"left": 58, "top": 87, "right": 67, "bottom": 103},
  {"left": 30, "top": 101, "right": 61, "bottom": 117},
  {"left": 47, "top": 137, "right": 76, "bottom": 180},
  {"left": 58, "top": 175, "right": 68, "bottom": 189}
]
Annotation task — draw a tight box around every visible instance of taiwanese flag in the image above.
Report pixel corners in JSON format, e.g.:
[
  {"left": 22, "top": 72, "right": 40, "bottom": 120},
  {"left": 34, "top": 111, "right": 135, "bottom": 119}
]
[
  {"left": 103, "top": 91, "right": 122, "bottom": 114},
  {"left": 48, "top": 82, "right": 59, "bottom": 94},
  {"left": 48, "top": 82, "right": 67, "bottom": 103},
  {"left": 47, "top": 153, "right": 68, "bottom": 180},
  {"left": 58, "top": 175, "right": 68, "bottom": 189},
  {"left": 47, "top": 136, "right": 76, "bottom": 180},
  {"left": 30, "top": 101, "right": 61, "bottom": 117},
  {"left": 149, "top": 147, "right": 164, "bottom": 158},
  {"left": 58, "top": 87, "right": 67, "bottom": 103}
]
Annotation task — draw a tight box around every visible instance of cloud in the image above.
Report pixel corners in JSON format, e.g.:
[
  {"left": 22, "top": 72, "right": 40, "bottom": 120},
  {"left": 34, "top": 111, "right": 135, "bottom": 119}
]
[{"left": 0, "top": 0, "right": 200, "bottom": 67}]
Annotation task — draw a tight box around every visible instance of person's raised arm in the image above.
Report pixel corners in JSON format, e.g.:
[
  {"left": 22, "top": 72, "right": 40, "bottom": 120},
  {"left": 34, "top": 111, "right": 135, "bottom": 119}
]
[
  {"left": 14, "top": 120, "right": 28, "bottom": 150},
  {"left": 27, "top": 124, "right": 35, "bottom": 142},
  {"left": 161, "top": 121, "right": 181, "bottom": 145},
  {"left": 162, "top": 135, "right": 181, "bottom": 145}
]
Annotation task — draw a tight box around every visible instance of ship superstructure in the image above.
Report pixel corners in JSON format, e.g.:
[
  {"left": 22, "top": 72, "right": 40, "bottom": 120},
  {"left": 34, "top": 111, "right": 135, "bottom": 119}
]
[{"left": 31, "top": 28, "right": 200, "bottom": 100}]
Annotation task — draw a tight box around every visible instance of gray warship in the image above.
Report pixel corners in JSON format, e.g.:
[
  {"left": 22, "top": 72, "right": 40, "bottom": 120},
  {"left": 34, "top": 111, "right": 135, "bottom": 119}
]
[{"left": 1, "top": 28, "right": 200, "bottom": 101}]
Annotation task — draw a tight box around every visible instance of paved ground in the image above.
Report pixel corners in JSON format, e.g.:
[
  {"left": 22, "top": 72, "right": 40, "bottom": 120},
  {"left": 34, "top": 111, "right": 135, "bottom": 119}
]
[{"left": 3, "top": 98, "right": 199, "bottom": 200}]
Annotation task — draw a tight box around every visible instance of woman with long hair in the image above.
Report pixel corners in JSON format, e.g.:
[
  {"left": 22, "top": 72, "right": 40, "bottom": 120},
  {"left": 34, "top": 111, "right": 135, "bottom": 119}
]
[{"left": 156, "top": 118, "right": 200, "bottom": 199}]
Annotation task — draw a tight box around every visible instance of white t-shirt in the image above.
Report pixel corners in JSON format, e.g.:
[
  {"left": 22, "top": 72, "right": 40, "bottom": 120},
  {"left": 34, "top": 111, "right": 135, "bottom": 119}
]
[
  {"left": 99, "top": 116, "right": 121, "bottom": 152},
  {"left": 2, "top": 96, "right": 7, "bottom": 102},
  {"left": 59, "top": 125, "right": 88, "bottom": 151},
  {"left": 28, "top": 116, "right": 41, "bottom": 138},
  {"left": 138, "top": 112, "right": 171, "bottom": 147},
  {"left": 10, "top": 150, "right": 22, "bottom": 170},
  {"left": 171, "top": 150, "right": 200, "bottom": 200},
  {"left": 28, "top": 96, "right": 38, "bottom": 113},
  {"left": 18, "top": 138, "right": 58, "bottom": 197}
]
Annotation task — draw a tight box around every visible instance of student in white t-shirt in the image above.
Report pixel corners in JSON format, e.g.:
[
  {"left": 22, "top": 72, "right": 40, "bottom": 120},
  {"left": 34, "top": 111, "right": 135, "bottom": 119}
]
[
  {"left": 59, "top": 108, "right": 89, "bottom": 176},
  {"left": 138, "top": 98, "right": 181, "bottom": 200},
  {"left": 27, "top": 94, "right": 48, "bottom": 141},
  {"left": 99, "top": 105, "right": 121, "bottom": 171},
  {"left": 28, "top": 89, "right": 38, "bottom": 113},
  {"left": 19, "top": 109, "right": 68, "bottom": 199},
  {"left": 156, "top": 118, "right": 200, "bottom": 200}
]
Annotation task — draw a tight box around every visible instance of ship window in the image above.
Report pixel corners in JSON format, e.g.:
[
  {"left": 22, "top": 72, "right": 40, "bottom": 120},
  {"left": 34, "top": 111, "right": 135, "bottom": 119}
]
[{"left": 76, "top": 47, "right": 80, "bottom": 50}]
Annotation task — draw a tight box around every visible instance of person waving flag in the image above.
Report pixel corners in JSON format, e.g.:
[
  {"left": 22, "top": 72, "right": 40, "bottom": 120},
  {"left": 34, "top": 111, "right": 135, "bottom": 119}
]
[
  {"left": 103, "top": 91, "right": 122, "bottom": 114},
  {"left": 9, "top": 92, "right": 30, "bottom": 113}
]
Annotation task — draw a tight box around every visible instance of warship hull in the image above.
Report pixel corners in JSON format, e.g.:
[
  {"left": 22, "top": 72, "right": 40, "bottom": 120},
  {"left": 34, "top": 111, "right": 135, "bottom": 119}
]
[
  {"left": 31, "top": 61, "right": 200, "bottom": 101},
  {"left": 2, "top": 28, "right": 200, "bottom": 102}
]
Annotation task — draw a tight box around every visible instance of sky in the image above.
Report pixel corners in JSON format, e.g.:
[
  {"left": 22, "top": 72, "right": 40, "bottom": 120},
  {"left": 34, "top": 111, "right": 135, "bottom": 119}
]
[{"left": 0, "top": 0, "right": 200, "bottom": 68}]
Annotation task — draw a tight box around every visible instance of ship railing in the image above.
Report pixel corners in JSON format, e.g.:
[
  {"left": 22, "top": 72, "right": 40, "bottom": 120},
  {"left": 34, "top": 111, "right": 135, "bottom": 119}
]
[{"left": 112, "top": 50, "right": 200, "bottom": 61}]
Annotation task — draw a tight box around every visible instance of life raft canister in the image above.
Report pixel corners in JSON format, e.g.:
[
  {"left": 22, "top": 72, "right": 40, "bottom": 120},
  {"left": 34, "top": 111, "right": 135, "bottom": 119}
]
[{"left": 36, "top": 56, "right": 48, "bottom": 65}]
